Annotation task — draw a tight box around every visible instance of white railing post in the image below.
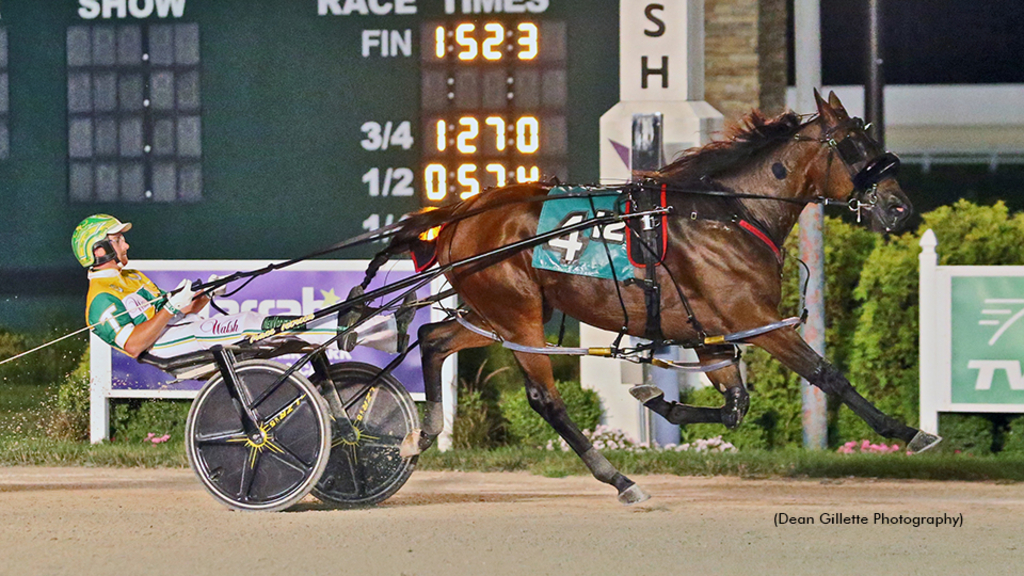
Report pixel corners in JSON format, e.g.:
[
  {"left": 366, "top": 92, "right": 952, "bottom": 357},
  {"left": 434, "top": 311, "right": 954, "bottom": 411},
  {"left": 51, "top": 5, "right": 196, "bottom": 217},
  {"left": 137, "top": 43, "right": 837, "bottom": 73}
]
[
  {"left": 89, "top": 333, "right": 112, "bottom": 444},
  {"left": 918, "top": 229, "right": 939, "bottom": 434}
]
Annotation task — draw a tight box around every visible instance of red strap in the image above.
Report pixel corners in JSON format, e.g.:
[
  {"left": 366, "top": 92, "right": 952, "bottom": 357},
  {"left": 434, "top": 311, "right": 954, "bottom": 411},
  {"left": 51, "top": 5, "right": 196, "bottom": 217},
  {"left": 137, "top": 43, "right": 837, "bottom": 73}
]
[
  {"left": 660, "top": 184, "right": 669, "bottom": 257},
  {"left": 738, "top": 220, "right": 781, "bottom": 262}
]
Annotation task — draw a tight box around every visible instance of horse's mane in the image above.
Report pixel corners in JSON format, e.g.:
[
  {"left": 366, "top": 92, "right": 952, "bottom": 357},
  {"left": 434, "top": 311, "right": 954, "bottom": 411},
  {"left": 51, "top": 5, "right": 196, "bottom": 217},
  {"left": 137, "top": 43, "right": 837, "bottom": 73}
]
[{"left": 655, "top": 110, "right": 808, "bottom": 188}]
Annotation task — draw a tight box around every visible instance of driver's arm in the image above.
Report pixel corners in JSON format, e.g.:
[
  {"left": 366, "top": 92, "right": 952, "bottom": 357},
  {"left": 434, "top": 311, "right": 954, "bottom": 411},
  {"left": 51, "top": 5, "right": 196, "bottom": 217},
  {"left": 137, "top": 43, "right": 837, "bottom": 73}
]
[
  {"left": 119, "top": 280, "right": 210, "bottom": 357},
  {"left": 121, "top": 308, "right": 179, "bottom": 358}
]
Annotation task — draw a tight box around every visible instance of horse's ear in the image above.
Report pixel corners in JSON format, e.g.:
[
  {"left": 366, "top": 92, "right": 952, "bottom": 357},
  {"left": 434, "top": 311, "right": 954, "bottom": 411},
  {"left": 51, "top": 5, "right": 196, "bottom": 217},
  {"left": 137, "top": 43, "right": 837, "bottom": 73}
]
[
  {"left": 827, "top": 91, "right": 850, "bottom": 119},
  {"left": 814, "top": 89, "right": 836, "bottom": 121}
]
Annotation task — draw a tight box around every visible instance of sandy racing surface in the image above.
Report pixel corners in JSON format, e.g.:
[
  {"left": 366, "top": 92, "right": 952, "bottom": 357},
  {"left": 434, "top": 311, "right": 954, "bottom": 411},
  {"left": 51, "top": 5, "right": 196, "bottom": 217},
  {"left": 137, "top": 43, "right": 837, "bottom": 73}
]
[{"left": 0, "top": 467, "right": 1021, "bottom": 576}]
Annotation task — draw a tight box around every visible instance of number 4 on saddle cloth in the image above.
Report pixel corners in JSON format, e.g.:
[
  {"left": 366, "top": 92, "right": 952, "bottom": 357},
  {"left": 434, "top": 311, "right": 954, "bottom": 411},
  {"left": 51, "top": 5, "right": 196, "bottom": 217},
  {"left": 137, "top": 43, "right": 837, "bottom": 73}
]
[{"left": 532, "top": 186, "right": 668, "bottom": 281}]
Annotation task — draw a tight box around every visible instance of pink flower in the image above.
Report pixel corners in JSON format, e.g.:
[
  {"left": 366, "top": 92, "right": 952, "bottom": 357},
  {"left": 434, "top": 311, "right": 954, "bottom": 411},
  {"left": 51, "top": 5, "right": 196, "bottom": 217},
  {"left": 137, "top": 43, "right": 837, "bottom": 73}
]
[
  {"left": 860, "top": 440, "right": 871, "bottom": 450},
  {"left": 147, "top": 433, "right": 171, "bottom": 444}
]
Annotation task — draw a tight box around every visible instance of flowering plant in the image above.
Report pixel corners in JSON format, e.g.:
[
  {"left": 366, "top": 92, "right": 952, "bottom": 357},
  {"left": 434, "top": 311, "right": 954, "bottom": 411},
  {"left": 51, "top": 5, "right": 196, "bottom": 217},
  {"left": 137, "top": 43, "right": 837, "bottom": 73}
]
[
  {"left": 836, "top": 439, "right": 903, "bottom": 454},
  {"left": 145, "top": 432, "right": 171, "bottom": 444}
]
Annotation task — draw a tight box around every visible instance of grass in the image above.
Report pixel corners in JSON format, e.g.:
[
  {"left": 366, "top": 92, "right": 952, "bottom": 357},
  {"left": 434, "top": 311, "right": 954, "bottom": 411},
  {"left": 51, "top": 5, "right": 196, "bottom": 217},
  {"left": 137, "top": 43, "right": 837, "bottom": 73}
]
[
  {"left": 417, "top": 446, "right": 1024, "bottom": 482},
  {"left": 0, "top": 437, "right": 187, "bottom": 467},
  {"left": 0, "top": 438, "right": 1022, "bottom": 481}
]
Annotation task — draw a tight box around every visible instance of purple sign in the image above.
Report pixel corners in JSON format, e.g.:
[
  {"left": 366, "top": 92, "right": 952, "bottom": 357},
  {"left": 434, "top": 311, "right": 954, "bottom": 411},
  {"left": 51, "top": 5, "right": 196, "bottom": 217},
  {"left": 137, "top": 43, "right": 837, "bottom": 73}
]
[{"left": 110, "top": 262, "right": 429, "bottom": 394}]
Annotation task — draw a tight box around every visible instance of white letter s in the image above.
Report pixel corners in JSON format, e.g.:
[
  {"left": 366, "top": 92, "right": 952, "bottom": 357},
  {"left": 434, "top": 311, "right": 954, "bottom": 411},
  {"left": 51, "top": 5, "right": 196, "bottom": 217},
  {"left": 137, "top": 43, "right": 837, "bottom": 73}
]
[{"left": 79, "top": 0, "right": 102, "bottom": 19}]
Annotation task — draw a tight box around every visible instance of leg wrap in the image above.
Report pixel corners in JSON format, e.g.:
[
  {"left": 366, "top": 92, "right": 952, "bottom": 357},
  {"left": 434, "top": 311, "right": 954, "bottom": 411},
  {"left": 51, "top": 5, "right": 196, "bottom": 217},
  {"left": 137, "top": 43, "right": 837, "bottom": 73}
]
[
  {"left": 581, "top": 447, "right": 634, "bottom": 493},
  {"left": 581, "top": 447, "right": 617, "bottom": 484},
  {"left": 422, "top": 400, "right": 444, "bottom": 435},
  {"left": 667, "top": 403, "right": 724, "bottom": 425},
  {"left": 640, "top": 393, "right": 722, "bottom": 425},
  {"left": 811, "top": 360, "right": 917, "bottom": 442},
  {"left": 811, "top": 360, "right": 848, "bottom": 396}
]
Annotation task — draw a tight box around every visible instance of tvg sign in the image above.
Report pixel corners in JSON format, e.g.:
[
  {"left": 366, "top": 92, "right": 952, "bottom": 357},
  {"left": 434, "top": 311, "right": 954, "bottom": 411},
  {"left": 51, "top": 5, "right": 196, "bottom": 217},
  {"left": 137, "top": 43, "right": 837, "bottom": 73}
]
[{"left": 952, "top": 276, "right": 1024, "bottom": 404}]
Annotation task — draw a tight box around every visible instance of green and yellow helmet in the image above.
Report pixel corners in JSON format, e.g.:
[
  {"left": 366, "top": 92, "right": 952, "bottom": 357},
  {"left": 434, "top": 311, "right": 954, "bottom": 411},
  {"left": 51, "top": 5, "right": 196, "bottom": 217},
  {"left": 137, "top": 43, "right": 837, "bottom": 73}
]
[{"left": 72, "top": 214, "right": 132, "bottom": 268}]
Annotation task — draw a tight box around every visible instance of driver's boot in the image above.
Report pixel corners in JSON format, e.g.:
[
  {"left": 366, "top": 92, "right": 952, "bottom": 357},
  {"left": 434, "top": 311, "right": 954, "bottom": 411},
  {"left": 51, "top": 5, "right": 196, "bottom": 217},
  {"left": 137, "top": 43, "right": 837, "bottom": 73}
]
[
  {"left": 337, "top": 286, "right": 366, "bottom": 352},
  {"left": 393, "top": 292, "right": 418, "bottom": 354}
]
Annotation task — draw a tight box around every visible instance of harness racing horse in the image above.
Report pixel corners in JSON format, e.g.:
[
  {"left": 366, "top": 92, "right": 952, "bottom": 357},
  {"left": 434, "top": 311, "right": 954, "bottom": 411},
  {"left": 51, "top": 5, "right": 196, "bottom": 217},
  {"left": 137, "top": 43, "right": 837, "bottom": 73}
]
[{"left": 364, "top": 91, "right": 941, "bottom": 504}]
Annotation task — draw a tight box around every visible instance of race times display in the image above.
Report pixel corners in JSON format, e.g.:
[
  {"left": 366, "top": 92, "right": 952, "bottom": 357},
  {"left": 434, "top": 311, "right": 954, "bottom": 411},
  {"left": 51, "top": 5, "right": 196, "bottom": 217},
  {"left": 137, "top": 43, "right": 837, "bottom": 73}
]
[
  {"left": 419, "top": 19, "right": 567, "bottom": 205},
  {"left": 0, "top": 2, "right": 618, "bottom": 264}
]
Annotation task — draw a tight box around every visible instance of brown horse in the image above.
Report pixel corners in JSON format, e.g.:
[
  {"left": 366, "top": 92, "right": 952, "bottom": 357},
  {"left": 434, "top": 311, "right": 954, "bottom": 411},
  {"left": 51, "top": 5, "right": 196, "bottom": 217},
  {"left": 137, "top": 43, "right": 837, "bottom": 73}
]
[{"left": 365, "top": 91, "right": 940, "bottom": 504}]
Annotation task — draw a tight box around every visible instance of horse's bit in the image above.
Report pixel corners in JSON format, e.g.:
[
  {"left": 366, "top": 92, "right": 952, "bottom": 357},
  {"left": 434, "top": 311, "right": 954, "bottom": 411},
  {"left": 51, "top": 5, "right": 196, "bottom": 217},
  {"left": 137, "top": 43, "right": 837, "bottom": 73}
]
[{"left": 798, "top": 117, "right": 901, "bottom": 222}]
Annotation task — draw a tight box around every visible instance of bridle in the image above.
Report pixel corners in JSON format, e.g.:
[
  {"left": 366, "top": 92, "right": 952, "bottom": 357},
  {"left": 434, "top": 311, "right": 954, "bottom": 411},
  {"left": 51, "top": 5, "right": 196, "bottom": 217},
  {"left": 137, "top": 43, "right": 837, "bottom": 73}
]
[{"left": 795, "top": 116, "right": 902, "bottom": 222}]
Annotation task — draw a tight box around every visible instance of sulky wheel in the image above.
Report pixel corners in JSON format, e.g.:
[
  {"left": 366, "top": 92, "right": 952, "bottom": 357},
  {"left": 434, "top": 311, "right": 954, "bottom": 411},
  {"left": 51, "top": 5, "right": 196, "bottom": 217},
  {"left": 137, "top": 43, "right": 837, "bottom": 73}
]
[
  {"left": 185, "top": 359, "right": 332, "bottom": 512},
  {"left": 312, "top": 362, "right": 420, "bottom": 507}
]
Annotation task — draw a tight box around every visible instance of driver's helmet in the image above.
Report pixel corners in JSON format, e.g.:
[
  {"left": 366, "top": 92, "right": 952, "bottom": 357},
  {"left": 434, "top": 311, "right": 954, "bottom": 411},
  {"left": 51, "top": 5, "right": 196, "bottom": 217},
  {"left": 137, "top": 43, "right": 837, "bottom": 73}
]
[{"left": 72, "top": 214, "right": 132, "bottom": 268}]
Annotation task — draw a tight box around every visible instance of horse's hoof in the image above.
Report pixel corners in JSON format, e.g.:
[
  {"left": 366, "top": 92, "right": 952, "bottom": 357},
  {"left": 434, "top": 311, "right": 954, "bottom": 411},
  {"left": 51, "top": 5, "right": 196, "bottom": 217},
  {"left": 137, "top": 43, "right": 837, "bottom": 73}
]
[
  {"left": 908, "top": 430, "right": 943, "bottom": 454},
  {"left": 721, "top": 386, "right": 750, "bottom": 430},
  {"left": 618, "top": 483, "right": 651, "bottom": 505},
  {"left": 399, "top": 429, "right": 424, "bottom": 458},
  {"left": 629, "top": 384, "right": 664, "bottom": 405}
]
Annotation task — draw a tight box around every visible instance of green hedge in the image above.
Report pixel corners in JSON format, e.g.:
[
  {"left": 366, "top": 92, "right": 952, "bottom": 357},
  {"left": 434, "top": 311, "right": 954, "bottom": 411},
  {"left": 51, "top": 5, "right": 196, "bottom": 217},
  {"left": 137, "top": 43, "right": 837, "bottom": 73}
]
[{"left": 844, "top": 200, "right": 1024, "bottom": 446}]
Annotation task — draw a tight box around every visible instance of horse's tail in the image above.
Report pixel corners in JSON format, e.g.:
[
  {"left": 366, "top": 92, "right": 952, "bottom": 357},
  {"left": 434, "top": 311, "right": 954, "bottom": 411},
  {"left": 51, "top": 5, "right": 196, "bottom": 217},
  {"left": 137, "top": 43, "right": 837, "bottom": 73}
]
[{"left": 361, "top": 204, "right": 460, "bottom": 289}]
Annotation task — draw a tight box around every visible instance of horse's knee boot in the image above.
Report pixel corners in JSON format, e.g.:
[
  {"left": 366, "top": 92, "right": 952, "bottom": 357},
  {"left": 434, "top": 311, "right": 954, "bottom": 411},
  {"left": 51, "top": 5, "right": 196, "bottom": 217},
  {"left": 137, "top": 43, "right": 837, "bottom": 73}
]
[{"left": 721, "top": 386, "right": 749, "bottom": 430}]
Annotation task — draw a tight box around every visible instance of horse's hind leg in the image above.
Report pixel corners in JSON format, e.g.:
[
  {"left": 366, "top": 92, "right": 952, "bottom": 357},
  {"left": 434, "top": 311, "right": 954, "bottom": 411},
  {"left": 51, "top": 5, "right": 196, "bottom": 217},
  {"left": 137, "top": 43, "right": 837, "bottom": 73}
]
[
  {"left": 511, "top": 349, "right": 650, "bottom": 505},
  {"left": 750, "top": 327, "right": 941, "bottom": 453},
  {"left": 630, "top": 345, "right": 748, "bottom": 429},
  {"left": 400, "top": 315, "right": 495, "bottom": 457}
]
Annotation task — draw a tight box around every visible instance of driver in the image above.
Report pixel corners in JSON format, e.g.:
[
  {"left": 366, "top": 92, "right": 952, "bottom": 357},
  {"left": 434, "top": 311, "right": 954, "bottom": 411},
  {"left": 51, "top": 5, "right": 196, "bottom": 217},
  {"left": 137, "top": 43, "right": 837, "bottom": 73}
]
[{"left": 72, "top": 214, "right": 409, "bottom": 360}]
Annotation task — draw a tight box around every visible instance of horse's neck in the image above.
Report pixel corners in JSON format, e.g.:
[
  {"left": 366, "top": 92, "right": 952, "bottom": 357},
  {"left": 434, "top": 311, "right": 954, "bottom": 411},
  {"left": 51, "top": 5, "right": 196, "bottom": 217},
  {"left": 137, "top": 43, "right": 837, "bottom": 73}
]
[{"left": 718, "top": 142, "right": 820, "bottom": 247}]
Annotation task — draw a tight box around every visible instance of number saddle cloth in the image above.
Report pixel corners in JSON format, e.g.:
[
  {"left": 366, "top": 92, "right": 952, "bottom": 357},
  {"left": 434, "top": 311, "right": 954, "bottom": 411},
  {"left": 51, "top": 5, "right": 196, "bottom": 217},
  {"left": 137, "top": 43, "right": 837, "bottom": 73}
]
[{"left": 532, "top": 185, "right": 670, "bottom": 281}]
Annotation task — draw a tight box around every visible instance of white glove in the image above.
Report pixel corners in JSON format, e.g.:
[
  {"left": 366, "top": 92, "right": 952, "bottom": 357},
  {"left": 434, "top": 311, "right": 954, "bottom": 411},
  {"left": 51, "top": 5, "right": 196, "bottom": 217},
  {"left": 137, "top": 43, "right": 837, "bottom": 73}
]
[
  {"left": 205, "top": 274, "right": 227, "bottom": 297},
  {"left": 164, "top": 279, "right": 197, "bottom": 316}
]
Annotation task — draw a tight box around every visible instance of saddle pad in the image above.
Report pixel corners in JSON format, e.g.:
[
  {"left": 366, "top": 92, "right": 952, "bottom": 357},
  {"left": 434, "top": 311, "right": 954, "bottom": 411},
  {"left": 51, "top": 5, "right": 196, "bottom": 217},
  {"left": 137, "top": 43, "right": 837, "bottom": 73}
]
[{"left": 531, "top": 186, "right": 635, "bottom": 281}]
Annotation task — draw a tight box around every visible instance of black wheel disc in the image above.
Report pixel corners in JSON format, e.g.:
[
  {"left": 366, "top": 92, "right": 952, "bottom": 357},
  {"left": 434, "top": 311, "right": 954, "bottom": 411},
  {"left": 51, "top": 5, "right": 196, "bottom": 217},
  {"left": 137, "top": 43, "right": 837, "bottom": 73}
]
[
  {"left": 185, "top": 360, "right": 331, "bottom": 512},
  {"left": 312, "top": 362, "right": 419, "bottom": 507}
]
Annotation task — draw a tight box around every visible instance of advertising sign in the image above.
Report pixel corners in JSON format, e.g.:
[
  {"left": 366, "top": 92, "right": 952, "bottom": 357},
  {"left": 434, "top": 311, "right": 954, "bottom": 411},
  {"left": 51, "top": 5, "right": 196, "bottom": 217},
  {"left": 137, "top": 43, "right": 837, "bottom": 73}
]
[
  {"left": 951, "top": 276, "right": 1024, "bottom": 404},
  {"left": 90, "top": 259, "right": 452, "bottom": 443},
  {"left": 918, "top": 230, "right": 1024, "bottom": 435}
]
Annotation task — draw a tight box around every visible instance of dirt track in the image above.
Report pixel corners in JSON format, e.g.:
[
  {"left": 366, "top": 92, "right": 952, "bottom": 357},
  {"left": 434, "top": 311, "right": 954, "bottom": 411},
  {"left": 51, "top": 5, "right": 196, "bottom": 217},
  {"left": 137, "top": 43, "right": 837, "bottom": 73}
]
[{"left": 0, "top": 467, "right": 1021, "bottom": 576}]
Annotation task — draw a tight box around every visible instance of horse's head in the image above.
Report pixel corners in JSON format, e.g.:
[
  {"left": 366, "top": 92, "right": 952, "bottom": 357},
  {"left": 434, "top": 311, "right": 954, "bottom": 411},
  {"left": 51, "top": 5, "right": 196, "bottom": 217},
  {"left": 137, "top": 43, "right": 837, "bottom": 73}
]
[{"left": 811, "top": 90, "right": 912, "bottom": 233}]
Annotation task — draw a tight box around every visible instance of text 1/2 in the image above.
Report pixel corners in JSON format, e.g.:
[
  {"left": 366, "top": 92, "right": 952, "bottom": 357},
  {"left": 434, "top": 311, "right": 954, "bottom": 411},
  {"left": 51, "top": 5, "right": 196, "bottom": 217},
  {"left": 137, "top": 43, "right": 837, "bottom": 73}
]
[{"left": 363, "top": 167, "right": 414, "bottom": 197}]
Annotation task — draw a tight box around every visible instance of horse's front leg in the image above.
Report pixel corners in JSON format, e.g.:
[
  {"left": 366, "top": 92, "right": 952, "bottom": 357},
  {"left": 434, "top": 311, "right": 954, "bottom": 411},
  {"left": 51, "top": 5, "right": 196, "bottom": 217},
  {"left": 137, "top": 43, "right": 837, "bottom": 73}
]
[
  {"left": 630, "top": 345, "right": 749, "bottom": 428},
  {"left": 749, "top": 326, "right": 941, "bottom": 453}
]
